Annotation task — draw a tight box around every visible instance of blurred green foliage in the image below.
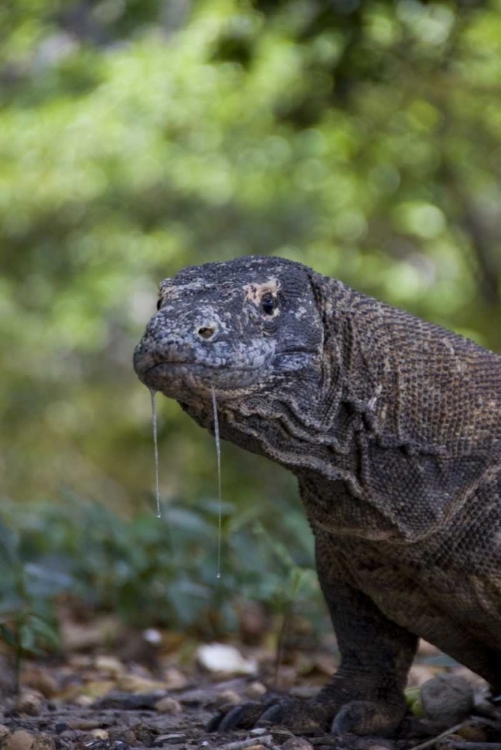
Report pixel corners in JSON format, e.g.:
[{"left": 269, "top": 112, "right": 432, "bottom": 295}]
[
  {"left": 1, "top": 1, "right": 500, "bottom": 524},
  {"left": 0, "top": 493, "right": 323, "bottom": 660}
]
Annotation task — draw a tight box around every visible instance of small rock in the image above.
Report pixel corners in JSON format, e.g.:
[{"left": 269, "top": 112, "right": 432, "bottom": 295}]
[
  {"left": 249, "top": 728, "right": 268, "bottom": 736},
  {"left": 89, "top": 730, "right": 109, "bottom": 740},
  {"left": 282, "top": 738, "right": 314, "bottom": 750},
  {"left": 246, "top": 682, "right": 267, "bottom": 699},
  {"left": 143, "top": 628, "right": 162, "bottom": 645},
  {"left": 61, "top": 615, "right": 120, "bottom": 651},
  {"left": 116, "top": 675, "right": 166, "bottom": 693},
  {"left": 197, "top": 643, "right": 257, "bottom": 675},
  {"left": 421, "top": 673, "right": 474, "bottom": 726},
  {"left": 95, "top": 655, "right": 124, "bottom": 676},
  {"left": 153, "top": 734, "right": 186, "bottom": 746},
  {"left": 14, "top": 691, "right": 43, "bottom": 716},
  {"left": 175, "top": 687, "right": 215, "bottom": 706},
  {"left": 73, "top": 695, "right": 94, "bottom": 707},
  {"left": 216, "top": 689, "right": 242, "bottom": 707},
  {"left": 80, "top": 679, "right": 116, "bottom": 699},
  {"left": 2, "top": 729, "right": 56, "bottom": 750},
  {"left": 163, "top": 668, "right": 187, "bottom": 691},
  {"left": 21, "top": 668, "right": 57, "bottom": 699},
  {"left": 154, "top": 697, "right": 183, "bottom": 714},
  {"left": 3, "top": 730, "right": 34, "bottom": 750}
]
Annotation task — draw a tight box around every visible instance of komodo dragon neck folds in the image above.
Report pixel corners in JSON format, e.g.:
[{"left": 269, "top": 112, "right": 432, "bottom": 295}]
[{"left": 133, "top": 256, "right": 501, "bottom": 737}]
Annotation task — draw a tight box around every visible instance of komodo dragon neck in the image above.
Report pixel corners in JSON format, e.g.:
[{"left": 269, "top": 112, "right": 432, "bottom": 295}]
[{"left": 183, "top": 277, "right": 501, "bottom": 543}]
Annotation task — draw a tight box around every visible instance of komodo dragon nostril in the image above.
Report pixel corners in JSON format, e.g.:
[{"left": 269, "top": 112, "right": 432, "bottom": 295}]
[{"left": 197, "top": 324, "right": 217, "bottom": 340}]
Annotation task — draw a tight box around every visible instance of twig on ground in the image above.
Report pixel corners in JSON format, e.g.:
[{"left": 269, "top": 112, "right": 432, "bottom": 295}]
[
  {"left": 410, "top": 722, "right": 467, "bottom": 750},
  {"left": 443, "top": 743, "right": 501, "bottom": 749}
]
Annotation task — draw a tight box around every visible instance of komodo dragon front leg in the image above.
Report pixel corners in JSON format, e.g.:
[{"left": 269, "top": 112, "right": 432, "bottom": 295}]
[
  {"left": 209, "top": 532, "right": 417, "bottom": 735},
  {"left": 313, "top": 533, "right": 418, "bottom": 735}
]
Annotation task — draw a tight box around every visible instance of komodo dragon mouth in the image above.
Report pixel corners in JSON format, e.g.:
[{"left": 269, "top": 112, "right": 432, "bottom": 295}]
[{"left": 138, "top": 360, "right": 268, "bottom": 396}]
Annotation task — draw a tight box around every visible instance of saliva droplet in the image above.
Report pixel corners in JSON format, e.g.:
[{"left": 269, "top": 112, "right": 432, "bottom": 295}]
[{"left": 150, "top": 388, "right": 161, "bottom": 519}]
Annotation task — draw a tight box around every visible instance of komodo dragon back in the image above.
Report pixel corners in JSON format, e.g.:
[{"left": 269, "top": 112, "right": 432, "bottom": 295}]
[{"left": 134, "top": 256, "right": 501, "bottom": 738}]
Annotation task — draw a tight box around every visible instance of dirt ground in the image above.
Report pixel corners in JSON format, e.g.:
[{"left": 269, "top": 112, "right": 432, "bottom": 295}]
[{"left": 2, "top": 620, "right": 501, "bottom": 750}]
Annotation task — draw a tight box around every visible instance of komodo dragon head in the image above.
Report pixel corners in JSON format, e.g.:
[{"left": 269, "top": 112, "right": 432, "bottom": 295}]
[{"left": 133, "top": 256, "right": 325, "bottom": 424}]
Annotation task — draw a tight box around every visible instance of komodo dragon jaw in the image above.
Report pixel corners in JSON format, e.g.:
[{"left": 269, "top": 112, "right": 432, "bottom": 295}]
[{"left": 133, "top": 256, "right": 324, "bottom": 404}]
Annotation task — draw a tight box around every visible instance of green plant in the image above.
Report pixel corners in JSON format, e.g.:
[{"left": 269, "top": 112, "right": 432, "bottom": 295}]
[
  {"left": 0, "top": 518, "right": 71, "bottom": 691},
  {"left": 0, "top": 491, "right": 324, "bottom": 649}
]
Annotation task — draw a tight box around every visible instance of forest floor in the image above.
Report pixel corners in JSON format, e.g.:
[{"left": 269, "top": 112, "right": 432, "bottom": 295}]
[{"left": 1, "top": 612, "right": 500, "bottom": 750}]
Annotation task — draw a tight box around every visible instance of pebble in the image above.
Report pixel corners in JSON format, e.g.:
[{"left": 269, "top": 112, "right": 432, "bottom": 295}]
[
  {"left": 2, "top": 730, "right": 55, "bottom": 750},
  {"left": 421, "top": 673, "right": 474, "bottom": 725},
  {"left": 2, "top": 730, "right": 34, "bottom": 750},
  {"left": 154, "top": 697, "right": 183, "bottom": 714},
  {"left": 73, "top": 694, "right": 94, "bottom": 707},
  {"left": 220, "top": 741, "right": 271, "bottom": 750},
  {"left": 282, "top": 738, "right": 314, "bottom": 750},
  {"left": 14, "top": 690, "right": 43, "bottom": 716},
  {"left": 94, "top": 655, "right": 124, "bottom": 676},
  {"left": 215, "top": 689, "right": 243, "bottom": 707},
  {"left": 245, "top": 682, "right": 267, "bottom": 699},
  {"left": 153, "top": 734, "right": 186, "bottom": 746},
  {"left": 196, "top": 643, "right": 257, "bottom": 675},
  {"left": 21, "top": 669, "right": 57, "bottom": 698},
  {"left": 163, "top": 667, "right": 187, "bottom": 691},
  {"left": 89, "top": 729, "right": 109, "bottom": 740}
]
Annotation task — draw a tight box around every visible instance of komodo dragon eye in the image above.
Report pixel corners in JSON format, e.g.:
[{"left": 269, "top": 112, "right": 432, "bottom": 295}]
[{"left": 261, "top": 293, "right": 277, "bottom": 316}]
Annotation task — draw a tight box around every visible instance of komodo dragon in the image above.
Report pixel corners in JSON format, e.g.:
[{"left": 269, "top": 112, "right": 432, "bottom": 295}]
[{"left": 133, "top": 256, "right": 501, "bottom": 737}]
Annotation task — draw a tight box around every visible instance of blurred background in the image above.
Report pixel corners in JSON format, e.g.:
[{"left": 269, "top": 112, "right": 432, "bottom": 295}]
[{"left": 1, "top": 0, "right": 501, "bottom": 647}]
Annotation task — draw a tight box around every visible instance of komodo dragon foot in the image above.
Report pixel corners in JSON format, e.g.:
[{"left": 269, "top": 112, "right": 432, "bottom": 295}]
[{"left": 207, "top": 689, "right": 406, "bottom": 736}]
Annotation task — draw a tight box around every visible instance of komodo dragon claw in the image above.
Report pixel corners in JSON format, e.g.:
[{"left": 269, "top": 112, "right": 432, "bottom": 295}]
[
  {"left": 207, "top": 697, "right": 330, "bottom": 734},
  {"left": 207, "top": 695, "right": 404, "bottom": 736}
]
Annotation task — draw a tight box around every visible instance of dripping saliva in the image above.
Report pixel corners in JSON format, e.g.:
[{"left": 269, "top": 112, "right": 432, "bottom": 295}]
[
  {"left": 150, "top": 388, "right": 162, "bottom": 518},
  {"left": 211, "top": 383, "right": 223, "bottom": 580}
]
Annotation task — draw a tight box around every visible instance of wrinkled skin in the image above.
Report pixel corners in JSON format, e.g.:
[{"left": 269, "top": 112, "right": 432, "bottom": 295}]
[{"left": 134, "top": 256, "right": 501, "bottom": 737}]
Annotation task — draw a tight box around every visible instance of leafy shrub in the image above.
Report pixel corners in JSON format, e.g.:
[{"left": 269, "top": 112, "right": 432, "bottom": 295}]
[{"left": 0, "top": 492, "right": 324, "bottom": 661}]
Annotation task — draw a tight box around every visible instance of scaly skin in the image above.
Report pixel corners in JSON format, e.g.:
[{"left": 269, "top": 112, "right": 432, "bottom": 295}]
[{"left": 133, "top": 256, "right": 501, "bottom": 736}]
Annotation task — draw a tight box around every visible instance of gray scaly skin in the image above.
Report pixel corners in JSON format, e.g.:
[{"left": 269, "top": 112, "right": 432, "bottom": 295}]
[{"left": 133, "top": 256, "right": 501, "bottom": 737}]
